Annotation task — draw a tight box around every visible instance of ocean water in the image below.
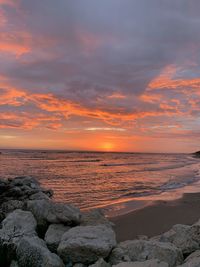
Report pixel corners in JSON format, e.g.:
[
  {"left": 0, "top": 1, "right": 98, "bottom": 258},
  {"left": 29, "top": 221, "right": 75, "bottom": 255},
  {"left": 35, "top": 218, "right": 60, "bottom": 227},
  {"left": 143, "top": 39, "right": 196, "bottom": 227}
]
[{"left": 1, "top": 150, "right": 200, "bottom": 215}]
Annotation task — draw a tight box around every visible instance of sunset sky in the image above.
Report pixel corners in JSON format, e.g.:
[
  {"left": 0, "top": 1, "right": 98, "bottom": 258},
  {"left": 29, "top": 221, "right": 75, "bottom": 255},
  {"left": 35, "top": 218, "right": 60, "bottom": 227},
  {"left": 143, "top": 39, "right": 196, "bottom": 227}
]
[{"left": 0, "top": 0, "right": 200, "bottom": 152}]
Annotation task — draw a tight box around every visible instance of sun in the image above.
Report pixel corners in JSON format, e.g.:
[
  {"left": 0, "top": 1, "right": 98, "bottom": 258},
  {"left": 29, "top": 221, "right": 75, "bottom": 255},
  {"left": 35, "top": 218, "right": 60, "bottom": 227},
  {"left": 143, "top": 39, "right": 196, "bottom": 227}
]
[{"left": 101, "top": 142, "right": 115, "bottom": 152}]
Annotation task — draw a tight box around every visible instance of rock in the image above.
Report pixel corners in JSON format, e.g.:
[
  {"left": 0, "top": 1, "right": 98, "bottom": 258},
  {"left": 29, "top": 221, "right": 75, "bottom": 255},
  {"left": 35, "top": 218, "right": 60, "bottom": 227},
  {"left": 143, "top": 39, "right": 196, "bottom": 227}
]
[
  {"left": 73, "top": 264, "right": 86, "bottom": 267},
  {"left": 1, "top": 200, "right": 24, "bottom": 215},
  {"left": 1, "top": 209, "right": 37, "bottom": 237},
  {"left": 81, "top": 209, "right": 113, "bottom": 227},
  {"left": 26, "top": 199, "right": 81, "bottom": 235},
  {"left": 16, "top": 236, "right": 64, "bottom": 267},
  {"left": 10, "top": 176, "right": 39, "bottom": 187},
  {"left": 0, "top": 209, "right": 37, "bottom": 266},
  {"left": 29, "top": 191, "right": 50, "bottom": 200},
  {"left": 45, "top": 224, "right": 70, "bottom": 252},
  {"left": 177, "top": 250, "right": 200, "bottom": 266},
  {"left": 10, "top": 260, "right": 19, "bottom": 267},
  {"left": 158, "top": 224, "right": 200, "bottom": 255},
  {"left": 0, "top": 176, "right": 52, "bottom": 206},
  {"left": 89, "top": 258, "right": 111, "bottom": 267},
  {"left": 112, "top": 259, "right": 169, "bottom": 267},
  {"left": 185, "top": 250, "right": 200, "bottom": 261},
  {"left": 0, "top": 200, "right": 25, "bottom": 222},
  {"left": 109, "top": 240, "right": 183, "bottom": 267},
  {"left": 58, "top": 224, "right": 117, "bottom": 264}
]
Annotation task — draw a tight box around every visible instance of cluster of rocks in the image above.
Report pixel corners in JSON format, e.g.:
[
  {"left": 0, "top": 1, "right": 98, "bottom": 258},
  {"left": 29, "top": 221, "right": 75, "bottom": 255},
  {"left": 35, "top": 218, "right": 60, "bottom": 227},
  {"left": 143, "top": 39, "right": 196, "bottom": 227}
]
[{"left": 1, "top": 177, "right": 200, "bottom": 267}]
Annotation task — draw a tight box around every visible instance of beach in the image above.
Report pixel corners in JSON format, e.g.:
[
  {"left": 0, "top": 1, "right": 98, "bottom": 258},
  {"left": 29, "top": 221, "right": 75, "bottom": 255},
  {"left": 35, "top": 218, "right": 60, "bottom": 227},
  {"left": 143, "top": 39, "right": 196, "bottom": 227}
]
[{"left": 111, "top": 192, "right": 200, "bottom": 242}]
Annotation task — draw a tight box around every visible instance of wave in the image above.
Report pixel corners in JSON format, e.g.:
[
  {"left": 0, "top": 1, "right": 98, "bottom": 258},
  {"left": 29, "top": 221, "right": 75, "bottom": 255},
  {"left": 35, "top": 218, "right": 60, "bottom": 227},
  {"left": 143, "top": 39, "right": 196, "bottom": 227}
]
[{"left": 100, "top": 162, "right": 155, "bottom": 167}]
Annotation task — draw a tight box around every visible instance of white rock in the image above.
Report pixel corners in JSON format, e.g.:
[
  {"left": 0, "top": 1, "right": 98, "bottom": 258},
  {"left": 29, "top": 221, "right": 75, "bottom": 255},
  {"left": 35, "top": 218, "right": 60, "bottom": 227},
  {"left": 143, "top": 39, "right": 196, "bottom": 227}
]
[
  {"left": 109, "top": 240, "right": 183, "bottom": 267},
  {"left": 58, "top": 224, "right": 117, "bottom": 264}
]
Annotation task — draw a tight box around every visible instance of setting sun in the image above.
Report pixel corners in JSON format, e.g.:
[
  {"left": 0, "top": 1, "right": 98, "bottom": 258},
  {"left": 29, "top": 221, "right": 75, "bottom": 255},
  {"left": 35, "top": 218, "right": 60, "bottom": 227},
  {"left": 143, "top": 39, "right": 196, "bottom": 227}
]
[{"left": 100, "top": 142, "right": 115, "bottom": 152}]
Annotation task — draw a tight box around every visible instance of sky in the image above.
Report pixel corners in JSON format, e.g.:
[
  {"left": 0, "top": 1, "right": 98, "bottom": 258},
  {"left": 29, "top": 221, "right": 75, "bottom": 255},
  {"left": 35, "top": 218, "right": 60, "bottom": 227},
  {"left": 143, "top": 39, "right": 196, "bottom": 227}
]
[{"left": 0, "top": 0, "right": 200, "bottom": 153}]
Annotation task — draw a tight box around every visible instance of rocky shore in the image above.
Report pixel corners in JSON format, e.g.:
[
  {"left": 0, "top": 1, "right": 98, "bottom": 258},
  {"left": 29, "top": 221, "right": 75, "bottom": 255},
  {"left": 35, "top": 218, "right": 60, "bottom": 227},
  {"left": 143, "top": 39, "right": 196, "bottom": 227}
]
[{"left": 1, "top": 177, "right": 200, "bottom": 266}]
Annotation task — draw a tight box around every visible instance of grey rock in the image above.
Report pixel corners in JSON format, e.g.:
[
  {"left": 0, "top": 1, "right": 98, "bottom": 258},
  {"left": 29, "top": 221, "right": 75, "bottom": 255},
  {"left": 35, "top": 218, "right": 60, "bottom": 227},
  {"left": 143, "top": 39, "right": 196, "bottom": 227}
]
[
  {"left": 10, "top": 176, "right": 39, "bottom": 187},
  {"left": 45, "top": 224, "right": 70, "bottom": 252},
  {"left": 1, "top": 200, "right": 24, "bottom": 215},
  {"left": 27, "top": 199, "right": 81, "bottom": 228},
  {"left": 58, "top": 224, "right": 117, "bottom": 264},
  {"left": 0, "top": 209, "right": 37, "bottom": 266},
  {"left": 177, "top": 250, "right": 200, "bottom": 266},
  {"left": 81, "top": 209, "right": 113, "bottom": 227},
  {"left": 89, "top": 258, "right": 111, "bottom": 267},
  {"left": 112, "top": 259, "right": 169, "bottom": 267},
  {"left": 29, "top": 191, "right": 50, "bottom": 200},
  {"left": 10, "top": 260, "right": 19, "bottom": 267},
  {"left": 158, "top": 224, "right": 200, "bottom": 255},
  {"left": 73, "top": 264, "right": 86, "bottom": 267},
  {"left": 16, "top": 236, "right": 64, "bottom": 267},
  {"left": 109, "top": 240, "right": 183, "bottom": 267},
  {"left": 0, "top": 209, "right": 37, "bottom": 240},
  {"left": 175, "top": 250, "right": 200, "bottom": 266}
]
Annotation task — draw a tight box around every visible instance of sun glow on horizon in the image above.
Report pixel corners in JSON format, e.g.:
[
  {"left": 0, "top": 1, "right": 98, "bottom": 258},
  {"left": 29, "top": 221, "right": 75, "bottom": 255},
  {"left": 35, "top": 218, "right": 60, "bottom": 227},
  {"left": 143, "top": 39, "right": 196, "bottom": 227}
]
[{"left": 100, "top": 142, "right": 115, "bottom": 152}]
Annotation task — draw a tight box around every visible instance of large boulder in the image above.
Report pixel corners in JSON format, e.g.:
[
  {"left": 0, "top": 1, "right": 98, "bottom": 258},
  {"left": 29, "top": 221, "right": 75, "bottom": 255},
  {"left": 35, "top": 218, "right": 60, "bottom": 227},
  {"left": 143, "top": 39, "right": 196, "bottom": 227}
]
[
  {"left": 45, "top": 224, "right": 70, "bottom": 252},
  {"left": 26, "top": 199, "right": 81, "bottom": 235},
  {"left": 0, "top": 209, "right": 37, "bottom": 266},
  {"left": 158, "top": 224, "right": 200, "bottom": 255},
  {"left": 58, "top": 224, "right": 117, "bottom": 264},
  {"left": 16, "top": 236, "right": 64, "bottom": 267},
  {"left": 109, "top": 240, "right": 183, "bottom": 267},
  {"left": 112, "top": 259, "right": 168, "bottom": 267}
]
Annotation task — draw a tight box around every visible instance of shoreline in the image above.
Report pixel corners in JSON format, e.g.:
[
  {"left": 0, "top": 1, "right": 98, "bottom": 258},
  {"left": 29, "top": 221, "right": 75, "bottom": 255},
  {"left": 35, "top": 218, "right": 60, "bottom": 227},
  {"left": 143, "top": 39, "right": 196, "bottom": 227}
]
[{"left": 111, "top": 191, "right": 200, "bottom": 242}]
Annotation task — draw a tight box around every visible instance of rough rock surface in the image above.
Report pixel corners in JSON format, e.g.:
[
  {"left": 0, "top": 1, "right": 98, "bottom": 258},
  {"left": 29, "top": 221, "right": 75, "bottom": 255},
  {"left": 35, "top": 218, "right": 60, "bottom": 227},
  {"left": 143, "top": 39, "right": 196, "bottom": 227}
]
[
  {"left": 0, "top": 209, "right": 37, "bottom": 266},
  {"left": 0, "top": 177, "right": 52, "bottom": 222},
  {"left": 158, "top": 224, "right": 200, "bottom": 255},
  {"left": 58, "top": 224, "right": 117, "bottom": 264},
  {"left": 81, "top": 210, "right": 113, "bottom": 227},
  {"left": 176, "top": 250, "right": 200, "bottom": 266},
  {"left": 10, "top": 260, "right": 19, "bottom": 267},
  {"left": 27, "top": 199, "right": 81, "bottom": 232},
  {"left": 89, "top": 258, "right": 111, "bottom": 267},
  {"left": 45, "top": 223, "right": 70, "bottom": 252},
  {"left": 112, "top": 259, "right": 169, "bottom": 267},
  {"left": 109, "top": 240, "right": 183, "bottom": 267},
  {"left": 16, "top": 236, "right": 64, "bottom": 267}
]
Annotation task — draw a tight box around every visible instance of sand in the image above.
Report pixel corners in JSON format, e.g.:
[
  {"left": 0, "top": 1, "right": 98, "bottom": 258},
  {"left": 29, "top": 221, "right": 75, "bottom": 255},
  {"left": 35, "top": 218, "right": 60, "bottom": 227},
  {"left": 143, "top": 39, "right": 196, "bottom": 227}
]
[{"left": 111, "top": 192, "right": 200, "bottom": 242}]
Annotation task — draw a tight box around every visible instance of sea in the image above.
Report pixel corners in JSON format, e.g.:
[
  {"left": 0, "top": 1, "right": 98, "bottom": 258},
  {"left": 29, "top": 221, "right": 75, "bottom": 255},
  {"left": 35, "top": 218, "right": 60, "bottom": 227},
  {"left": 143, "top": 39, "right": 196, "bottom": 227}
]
[{"left": 1, "top": 150, "right": 200, "bottom": 216}]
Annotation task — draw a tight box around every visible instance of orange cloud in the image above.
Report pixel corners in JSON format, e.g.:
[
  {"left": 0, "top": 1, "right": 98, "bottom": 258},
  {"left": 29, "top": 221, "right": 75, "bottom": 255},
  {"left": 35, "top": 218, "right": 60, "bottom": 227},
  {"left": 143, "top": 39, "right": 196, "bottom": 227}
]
[
  {"left": 107, "top": 92, "right": 127, "bottom": 99},
  {"left": 0, "top": 32, "right": 31, "bottom": 56},
  {"left": 148, "top": 64, "right": 200, "bottom": 92}
]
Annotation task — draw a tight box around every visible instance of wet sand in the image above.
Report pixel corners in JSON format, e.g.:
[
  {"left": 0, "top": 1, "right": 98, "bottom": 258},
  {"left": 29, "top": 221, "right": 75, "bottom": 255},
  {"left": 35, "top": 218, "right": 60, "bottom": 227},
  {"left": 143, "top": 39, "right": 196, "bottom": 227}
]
[{"left": 111, "top": 192, "right": 200, "bottom": 242}]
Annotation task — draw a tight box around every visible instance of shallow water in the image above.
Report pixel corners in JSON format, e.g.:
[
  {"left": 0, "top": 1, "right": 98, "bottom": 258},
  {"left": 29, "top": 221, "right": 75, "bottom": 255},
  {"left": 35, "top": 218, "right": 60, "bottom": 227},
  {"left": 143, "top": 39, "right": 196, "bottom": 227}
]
[{"left": 1, "top": 150, "right": 200, "bottom": 215}]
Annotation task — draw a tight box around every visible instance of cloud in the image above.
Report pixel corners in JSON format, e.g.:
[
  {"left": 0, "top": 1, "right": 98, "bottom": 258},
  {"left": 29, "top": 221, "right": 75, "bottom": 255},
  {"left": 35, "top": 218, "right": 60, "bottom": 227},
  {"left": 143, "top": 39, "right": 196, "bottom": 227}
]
[{"left": 0, "top": 1, "right": 200, "bottom": 151}]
